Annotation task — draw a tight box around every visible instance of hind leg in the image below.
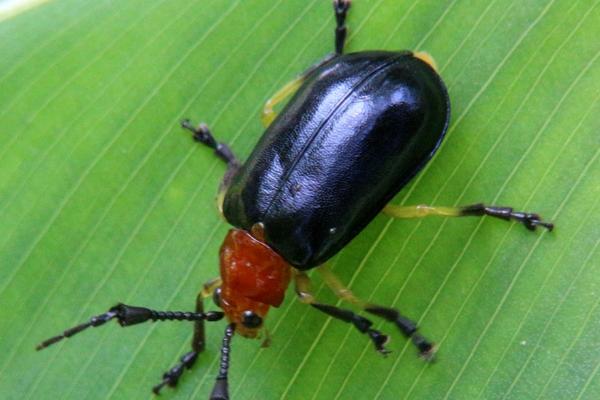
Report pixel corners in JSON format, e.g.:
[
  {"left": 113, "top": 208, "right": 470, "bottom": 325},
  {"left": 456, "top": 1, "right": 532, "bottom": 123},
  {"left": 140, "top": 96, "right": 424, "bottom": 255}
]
[
  {"left": 260, "top": 53, "right": 335, "bottom": 128},
  {"left": 260, "top": 1, "right": 351, "bottom": 127},
  {"left": 333, "top": 0, "right": 351, "bottom": 54},
  {"left": 383, "top": 203, "right": 554, "bottom": 231}
]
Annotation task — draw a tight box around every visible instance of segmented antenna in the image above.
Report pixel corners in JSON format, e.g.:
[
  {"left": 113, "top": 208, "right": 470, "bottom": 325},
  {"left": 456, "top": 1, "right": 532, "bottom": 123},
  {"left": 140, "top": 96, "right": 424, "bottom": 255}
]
[
  {"left": 36, "top": 304, "right": 224, "bottom": 350},
  {"left": 36, "top": 310, "right": 117, "bottom": 350},
  {"left": 210, "top": 323, "right": 236, "bottom": 400}
]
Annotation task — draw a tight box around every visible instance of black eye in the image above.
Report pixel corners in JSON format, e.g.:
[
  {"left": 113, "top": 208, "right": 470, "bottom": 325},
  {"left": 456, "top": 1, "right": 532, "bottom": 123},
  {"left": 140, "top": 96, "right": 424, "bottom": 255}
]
[
  {"left": 213, "top": 287, "right": 222, "bottom": 308},
  {"left": 241, "top": 310, "right": 262, "bottom": 328}
]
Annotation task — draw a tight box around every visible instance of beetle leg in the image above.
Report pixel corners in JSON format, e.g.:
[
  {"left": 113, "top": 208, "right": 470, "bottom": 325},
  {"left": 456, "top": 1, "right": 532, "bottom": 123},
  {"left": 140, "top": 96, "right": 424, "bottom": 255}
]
[
  {"left": 333, "top": 0, "right": 351, "bottom": 55},
  {"left": 383, "top": 203, "right": 554, "bottom": 231},
  {"left": 294, "top": 271, "right": 391, "bottom": 355},
  {"left": 317, "top": 265, "right": 436, "bottom": 360},
  {"left": 261, "top": 75, "right": 305, "bottom": 128},
  {"left": 153, "top": 278, "right": 224, "bottom": 393},
  {"left": 261, "top": 53, "right": 336, "bottom": 128},
  {"left": 201, "top": 276, "right": 223, "bottom": 299},
  {"left": 181, "top": 120, "right": 239, "bottom": 167},
  {"left": 153, "top": 293, "right": 209, "bottom": 393},
  {"left": 260, "top": 0, "right": 352, "bottom": 127},
  {"left": 152, "top": 350, "right": 199, "bottom": 394},
  {"left": 36, "top": 302, "right": 224, "bottom": 393},
  {"left": 181, "top": 120, "right": 241, "bottom": 216}
]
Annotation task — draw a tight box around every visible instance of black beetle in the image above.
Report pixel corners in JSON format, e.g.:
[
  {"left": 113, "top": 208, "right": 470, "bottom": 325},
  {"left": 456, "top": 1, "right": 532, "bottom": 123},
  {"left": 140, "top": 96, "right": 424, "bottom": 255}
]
[{"left": 37, "top": 2, "right": 553, "bottom": 399}]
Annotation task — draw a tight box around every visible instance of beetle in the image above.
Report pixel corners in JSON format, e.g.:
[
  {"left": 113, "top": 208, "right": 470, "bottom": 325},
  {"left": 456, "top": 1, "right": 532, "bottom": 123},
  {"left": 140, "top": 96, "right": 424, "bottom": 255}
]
[{"left": 37, "top": 2, "right": 553, "bottom": 399}]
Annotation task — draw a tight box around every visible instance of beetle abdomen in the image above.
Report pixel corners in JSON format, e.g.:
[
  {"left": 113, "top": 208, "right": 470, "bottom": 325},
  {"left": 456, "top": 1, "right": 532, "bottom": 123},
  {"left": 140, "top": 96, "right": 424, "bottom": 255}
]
[{"left": 224, "top": 51, "right": 450, "bottom": 269}]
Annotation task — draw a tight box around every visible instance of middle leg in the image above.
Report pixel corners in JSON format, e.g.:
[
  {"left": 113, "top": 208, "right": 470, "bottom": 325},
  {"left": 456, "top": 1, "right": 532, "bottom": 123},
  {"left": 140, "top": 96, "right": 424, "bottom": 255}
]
[
  {"left": 317, "top": 265, "right": 436, "bottom": 359},
  {"left": 294, "top": 271, "right": 390, "bottom": 354},
  {"left": 383, "top": 203, "right": 554, "bottom": 231}
]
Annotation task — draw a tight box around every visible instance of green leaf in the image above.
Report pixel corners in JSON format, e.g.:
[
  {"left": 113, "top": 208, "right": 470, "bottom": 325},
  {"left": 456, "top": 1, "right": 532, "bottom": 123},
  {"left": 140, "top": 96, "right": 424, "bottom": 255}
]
[{"left": 1, "top": 0, "right": 598, "bottom": 399}]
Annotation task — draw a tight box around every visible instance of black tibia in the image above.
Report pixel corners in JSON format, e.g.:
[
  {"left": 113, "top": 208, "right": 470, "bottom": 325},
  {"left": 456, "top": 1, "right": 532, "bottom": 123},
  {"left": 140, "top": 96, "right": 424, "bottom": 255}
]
[
  {"left": 192, "top": 294, "right": 208, "bottom": 353},
  {"left": 460, "top": 203, "right": 554, "bottom": 231},
  {"left": 181, "top": 119, "right": 240, "bottom": 168},
  {"left": 153, "top": 294, "right": 213, "bottom": 394},
  {"left": 333, "top": 0, "right": 351, "bottom": 54},
  {"left": 365, "top": 305, "right": 435, "bottom": 360},
  {"left": 311, "top": 303, "right": 390, "bottom": 355},
  {"left": 210, "top": 323, "right": 235, "bottom": 400}
]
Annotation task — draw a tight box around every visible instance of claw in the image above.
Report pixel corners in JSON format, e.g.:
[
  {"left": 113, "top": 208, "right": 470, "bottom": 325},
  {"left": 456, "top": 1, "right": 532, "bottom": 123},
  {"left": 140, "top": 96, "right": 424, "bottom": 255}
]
[
  {"left": 419, "top": 344, "right": 437, "bottom": 362},
  {"left": 334, "top": 0, "right": 351, "bottom": 12},
  {"left": 152, "top": 367, "right": 182, "bottom": 394},
  {"left": 412, "top": 334, "right": 436, "bottom": 362},
  {"left": 152, "top": 351, "right": 198, "bottom": 394},
  {"left": 527, "top": 215, "right": 554, "bottom": 231},
  {"left": 461, "top": 204, "right": 554, "bottom": 232},
  {"left": 514, "top": 212, "right": 554, "bottom": 231},
  {"left": 180, "top": 118, "right": 192, "bottom": 129},
  {"left": 152, "top": 380, "right": 168, "bottom": 395},
  {"left": 368, "top": 329, "right": 391, "bottom": 356},
  {"left": 180, "top": 119, "right": 216, "bottom": 147}
]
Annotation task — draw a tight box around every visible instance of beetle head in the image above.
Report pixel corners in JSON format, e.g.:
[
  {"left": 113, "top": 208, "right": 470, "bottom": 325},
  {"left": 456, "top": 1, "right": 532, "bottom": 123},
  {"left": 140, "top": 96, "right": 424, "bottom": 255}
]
[{"left": 219, "top": 228, "right": 291, "bottom": 338}]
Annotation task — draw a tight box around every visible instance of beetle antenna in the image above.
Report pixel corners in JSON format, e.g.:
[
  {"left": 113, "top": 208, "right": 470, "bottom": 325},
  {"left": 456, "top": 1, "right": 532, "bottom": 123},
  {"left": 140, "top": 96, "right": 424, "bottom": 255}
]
[
  {"left": 36, "top": 310, "right": 118, "bottom": 350},
  {"left": 210, "top": 323, "right": 236, "bottom": 400},
  {"left": 36, "top": 304, "right": 224, "bottom": 351}
]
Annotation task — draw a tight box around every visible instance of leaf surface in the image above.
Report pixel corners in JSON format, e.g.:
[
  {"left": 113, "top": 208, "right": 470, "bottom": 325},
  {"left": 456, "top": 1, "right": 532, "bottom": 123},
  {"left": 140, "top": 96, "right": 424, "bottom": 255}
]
[{"left": 0, "top": 1, "right": 599, "bottom": 399}]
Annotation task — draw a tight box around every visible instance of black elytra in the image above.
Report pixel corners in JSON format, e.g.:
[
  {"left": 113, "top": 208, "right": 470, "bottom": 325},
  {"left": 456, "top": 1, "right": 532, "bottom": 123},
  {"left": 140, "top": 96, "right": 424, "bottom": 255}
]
[{"left": 223, "top": 51, "right": 450, "bottom": 269}]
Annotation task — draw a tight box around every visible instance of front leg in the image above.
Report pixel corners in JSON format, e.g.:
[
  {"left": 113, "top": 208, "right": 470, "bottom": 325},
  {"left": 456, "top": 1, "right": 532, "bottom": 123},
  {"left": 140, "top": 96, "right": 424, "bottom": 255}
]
[
  {"left": 36, "top": 302, "right": 224, "bottom": 393},
  {"left": 153, "top": 278, "right": 224, "bottom": 393},
  {"left": 152, "top": 293, "right": 209, "bottom": 393}
]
